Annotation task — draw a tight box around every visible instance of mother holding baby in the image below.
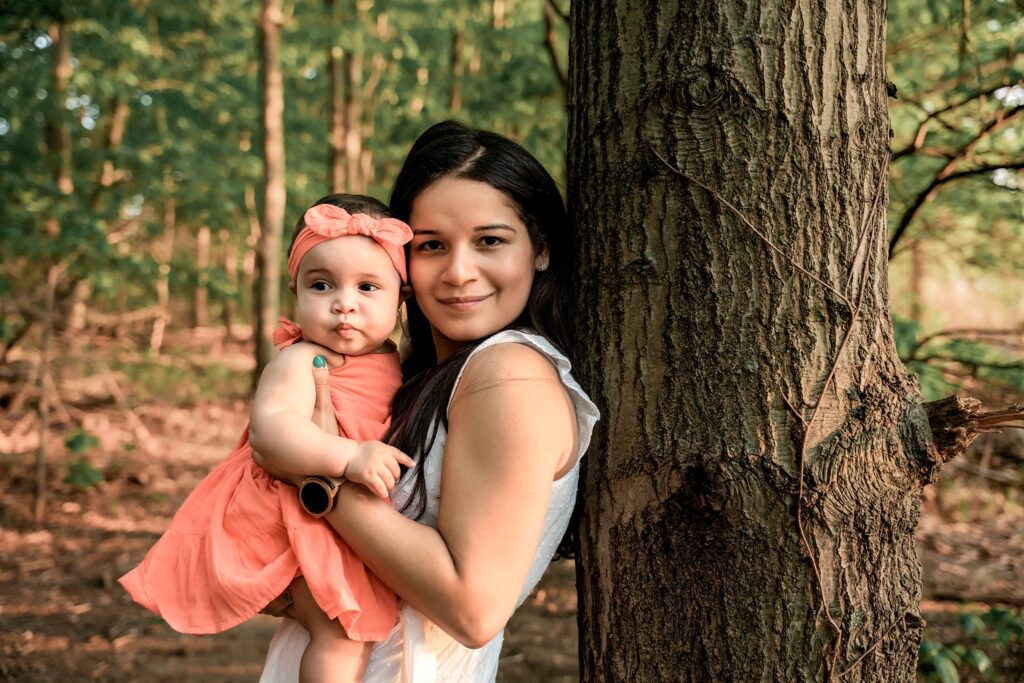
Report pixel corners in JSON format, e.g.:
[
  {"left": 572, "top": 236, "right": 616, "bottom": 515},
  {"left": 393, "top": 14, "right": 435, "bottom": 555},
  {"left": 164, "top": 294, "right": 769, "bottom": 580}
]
[{"left": 259, "top": 120, "right": 598, "bottom": 682}]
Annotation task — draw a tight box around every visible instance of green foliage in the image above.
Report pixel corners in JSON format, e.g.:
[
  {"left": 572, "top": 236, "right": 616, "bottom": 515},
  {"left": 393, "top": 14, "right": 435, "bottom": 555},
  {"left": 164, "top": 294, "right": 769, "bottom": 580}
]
[
  {"left": 64, "top": 428, "right": 98, "bottom": 453},
  {"left": 63, "top": 457, "right": 104, "bottom": 488},
  {"left": 63, "top": 428, "right": 103, "bottom": 488},
  {"left": 887, "top": 0, "right": 1024, "bottom": 268},
  {"left": 894, "top": 314, "right": 1024, "bottom": 401},
  {"left": 918, "top": 607, "right": 1024, "bottom": 682}
]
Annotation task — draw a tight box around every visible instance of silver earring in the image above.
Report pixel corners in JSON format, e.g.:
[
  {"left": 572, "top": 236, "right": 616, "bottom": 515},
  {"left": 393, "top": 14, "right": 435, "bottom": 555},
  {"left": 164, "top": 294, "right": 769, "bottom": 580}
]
[{"left": 537, "top": 263, "right": 548, "bottom": 272}]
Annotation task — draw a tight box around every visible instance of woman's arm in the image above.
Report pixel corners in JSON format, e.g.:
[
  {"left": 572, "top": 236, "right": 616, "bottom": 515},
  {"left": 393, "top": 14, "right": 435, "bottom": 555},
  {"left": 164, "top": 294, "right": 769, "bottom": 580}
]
[{"left": 322, "top": 343, "right": 577, "bottom": 648}]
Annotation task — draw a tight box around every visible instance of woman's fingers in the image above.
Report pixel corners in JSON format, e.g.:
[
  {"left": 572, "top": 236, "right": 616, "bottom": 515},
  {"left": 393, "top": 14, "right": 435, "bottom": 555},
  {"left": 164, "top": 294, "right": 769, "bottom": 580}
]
[{"left": 312, "top": 355, "right": 339, "bottom": 436}]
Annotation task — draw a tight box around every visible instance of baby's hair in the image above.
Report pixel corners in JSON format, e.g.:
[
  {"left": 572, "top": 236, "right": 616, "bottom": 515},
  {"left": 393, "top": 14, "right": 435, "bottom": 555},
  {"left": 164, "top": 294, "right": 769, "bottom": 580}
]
[{"left": 287, "top": 193, "right": 393, "bottom": 257}]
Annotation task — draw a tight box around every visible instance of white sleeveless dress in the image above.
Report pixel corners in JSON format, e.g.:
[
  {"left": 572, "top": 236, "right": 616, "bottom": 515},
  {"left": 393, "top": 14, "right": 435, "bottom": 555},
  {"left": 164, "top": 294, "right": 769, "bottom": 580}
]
[{"left": 259, "top": 330, "right": 599, "bottom": 683}]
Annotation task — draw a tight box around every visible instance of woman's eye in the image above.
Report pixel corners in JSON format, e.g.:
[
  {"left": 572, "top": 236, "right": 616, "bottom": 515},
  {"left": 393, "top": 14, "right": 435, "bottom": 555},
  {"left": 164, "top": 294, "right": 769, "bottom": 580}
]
[
  {"left": 416, "top": 240, "right": 444, "bottom": 252},
  {"left": 479, "top": 235, "right": 505, "bottom": 247}
]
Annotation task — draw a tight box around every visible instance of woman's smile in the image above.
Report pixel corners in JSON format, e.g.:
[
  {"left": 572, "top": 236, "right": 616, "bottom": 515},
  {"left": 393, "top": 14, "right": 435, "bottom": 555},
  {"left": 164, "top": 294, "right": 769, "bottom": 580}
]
[{"left": 437, "top": 293, "right": 493, "bottom": 310}]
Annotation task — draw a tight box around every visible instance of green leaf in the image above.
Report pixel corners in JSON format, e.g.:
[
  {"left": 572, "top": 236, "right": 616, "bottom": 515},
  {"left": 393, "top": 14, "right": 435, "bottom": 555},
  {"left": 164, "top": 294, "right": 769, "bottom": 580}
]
[
  {"left": 933, "top": 655, "right": 960, "bottom": 683},
  {"left": 64, "top": 429, "right": 99, "bottom": 454},
  {"left": 63, "top": 458, "right": 104, "bottom": 489},
  {"left": 961, "top": 648, "right": 995, "bottom": 677},
  {"left": 959, "top": 613, "right": 986, "bottom": 637}
]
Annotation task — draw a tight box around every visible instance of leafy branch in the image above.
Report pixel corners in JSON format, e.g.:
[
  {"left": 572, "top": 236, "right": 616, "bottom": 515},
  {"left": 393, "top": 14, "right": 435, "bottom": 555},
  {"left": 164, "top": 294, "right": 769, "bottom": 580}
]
[{"left": 888, "top": 103, "right": 1024, "bottom": 257}]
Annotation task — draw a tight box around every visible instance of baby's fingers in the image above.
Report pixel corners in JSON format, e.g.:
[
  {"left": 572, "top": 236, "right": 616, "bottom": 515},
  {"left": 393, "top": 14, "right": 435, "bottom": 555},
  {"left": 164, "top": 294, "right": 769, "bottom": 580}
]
[
  {"left": 367, "top": 476, "right": 390, "bottom": 500},
  {"left": 394, "top": 450, "right": 416, "bottom": 470}
]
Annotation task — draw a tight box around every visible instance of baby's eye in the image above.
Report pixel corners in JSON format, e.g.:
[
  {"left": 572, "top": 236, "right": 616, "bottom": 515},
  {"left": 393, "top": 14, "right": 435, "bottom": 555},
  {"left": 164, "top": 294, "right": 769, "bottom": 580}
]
[
  {"left": 311, "top": 281, "right": 332, "bottom": 292},
  {"left": 359, "top": 282, "right": 380, "bottom": 292},
  {"left": 478, "top": 235, "right": 506, "bottom": 247}
]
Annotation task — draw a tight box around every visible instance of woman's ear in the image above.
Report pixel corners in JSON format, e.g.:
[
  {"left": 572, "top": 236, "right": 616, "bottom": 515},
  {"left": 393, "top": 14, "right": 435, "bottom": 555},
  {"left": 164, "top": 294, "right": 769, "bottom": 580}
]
[
  {"left": 534, "top": 246, "right": 550, "bottom": 272},
  {"left": 399, "top": 284, "right": 414, "bottom": 302}
]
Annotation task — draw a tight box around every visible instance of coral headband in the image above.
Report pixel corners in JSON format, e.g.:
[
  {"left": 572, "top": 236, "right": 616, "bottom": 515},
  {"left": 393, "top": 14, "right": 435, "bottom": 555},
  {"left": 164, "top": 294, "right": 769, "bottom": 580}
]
[{"left": 287, "top": 204, "right": 413, "bottom": 283}]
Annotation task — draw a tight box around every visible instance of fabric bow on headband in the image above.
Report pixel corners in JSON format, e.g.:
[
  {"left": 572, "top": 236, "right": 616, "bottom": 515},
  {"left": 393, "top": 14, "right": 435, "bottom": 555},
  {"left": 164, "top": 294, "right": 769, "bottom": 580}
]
[{"left": 287, "top": 203, "right": 413, "bottom": 282}]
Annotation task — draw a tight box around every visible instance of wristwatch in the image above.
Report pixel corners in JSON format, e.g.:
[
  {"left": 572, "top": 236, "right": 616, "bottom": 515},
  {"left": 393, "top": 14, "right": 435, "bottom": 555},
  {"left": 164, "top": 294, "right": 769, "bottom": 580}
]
[{"left": 298, "top": 476, "right": 343, "bottom": 517}]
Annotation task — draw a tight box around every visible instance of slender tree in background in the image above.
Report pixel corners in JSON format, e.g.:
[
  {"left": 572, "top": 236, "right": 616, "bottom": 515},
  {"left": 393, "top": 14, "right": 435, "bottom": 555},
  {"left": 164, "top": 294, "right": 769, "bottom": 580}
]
[
  {"left": 255, "top": 0, "right": 287, "bottom": 381},
  {"left": 326, "top": 0, "right": 346, "bottom": 193},
  {"left": 34, "top": 17, "right": 74, "bottom": 521},
  {"left": 571, "top": 2, "right": 940, "bottom": 680}
]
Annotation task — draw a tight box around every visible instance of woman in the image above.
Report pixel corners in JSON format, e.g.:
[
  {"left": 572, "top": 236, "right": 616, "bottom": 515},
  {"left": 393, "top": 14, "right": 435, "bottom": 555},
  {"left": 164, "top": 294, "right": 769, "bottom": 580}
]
[{"left": 260, "top": 120, "right": 598, "bottom": 682}]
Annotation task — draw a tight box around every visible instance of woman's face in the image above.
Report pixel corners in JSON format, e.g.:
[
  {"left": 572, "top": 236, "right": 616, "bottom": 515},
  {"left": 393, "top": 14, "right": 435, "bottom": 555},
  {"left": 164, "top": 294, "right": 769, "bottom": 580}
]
[{"left": 408, "top": 177, "right": 548, "bottom": 359}]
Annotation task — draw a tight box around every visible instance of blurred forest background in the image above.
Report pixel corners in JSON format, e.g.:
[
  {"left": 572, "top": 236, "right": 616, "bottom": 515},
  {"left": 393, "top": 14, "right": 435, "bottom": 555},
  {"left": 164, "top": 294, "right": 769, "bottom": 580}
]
[{"left": 0, "top": 0, "right": 1022, "bottom": 681}]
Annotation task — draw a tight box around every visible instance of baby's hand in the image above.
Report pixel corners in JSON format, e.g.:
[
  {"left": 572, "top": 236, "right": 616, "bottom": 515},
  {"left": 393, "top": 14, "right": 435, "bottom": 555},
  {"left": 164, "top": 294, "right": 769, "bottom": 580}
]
[{"left": 345, "top": 441, "right": 416, "bottom": 499}]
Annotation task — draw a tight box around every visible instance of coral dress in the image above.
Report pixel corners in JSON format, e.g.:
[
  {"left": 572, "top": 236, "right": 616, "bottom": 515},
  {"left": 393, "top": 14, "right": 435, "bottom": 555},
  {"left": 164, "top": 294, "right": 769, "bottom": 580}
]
[{"left": 119, "top": 341, "right": 402, "bottom": 642}]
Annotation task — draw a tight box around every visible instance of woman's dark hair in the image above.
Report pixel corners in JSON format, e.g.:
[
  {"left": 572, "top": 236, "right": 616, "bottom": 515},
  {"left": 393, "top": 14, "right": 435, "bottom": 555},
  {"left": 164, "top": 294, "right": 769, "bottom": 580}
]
[
  {"left": 287, "top": 193, "right": 393, "bottom": 258},
  {"left": 383, "top": 120, "right": 578, "bottom": 556}
]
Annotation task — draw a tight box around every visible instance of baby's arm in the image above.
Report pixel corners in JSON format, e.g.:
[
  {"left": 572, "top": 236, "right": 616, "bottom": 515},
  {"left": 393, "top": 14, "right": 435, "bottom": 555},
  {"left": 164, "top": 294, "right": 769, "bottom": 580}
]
[
  {"left": 248, "top": 343, "right": 354, "bottom": 478},
  {"left": 248, "top": 343, "right": 413, "bottom": 497}
]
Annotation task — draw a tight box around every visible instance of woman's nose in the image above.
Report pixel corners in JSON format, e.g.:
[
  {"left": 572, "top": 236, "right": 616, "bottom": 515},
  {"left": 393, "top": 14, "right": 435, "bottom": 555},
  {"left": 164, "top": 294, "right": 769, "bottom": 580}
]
[{"left": 442, "top": 245, "right": 477, "bottom": 286}]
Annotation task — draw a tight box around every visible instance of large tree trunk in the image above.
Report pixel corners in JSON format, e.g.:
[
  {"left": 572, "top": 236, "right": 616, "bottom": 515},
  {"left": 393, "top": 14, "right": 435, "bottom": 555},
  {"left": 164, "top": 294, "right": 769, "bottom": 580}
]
[
  {"left": 255, "top": 0, "right": 287, "bottom": 381},
  {"left": 570, "top": 2, "right": 938, "bottom": 681}
]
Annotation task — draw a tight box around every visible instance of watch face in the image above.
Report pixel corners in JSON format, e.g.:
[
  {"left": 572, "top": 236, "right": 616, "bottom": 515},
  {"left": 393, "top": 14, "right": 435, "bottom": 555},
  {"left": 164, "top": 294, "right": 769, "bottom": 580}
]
[{"left": 299, "top": 479, "right": 332, "bottom": 516}]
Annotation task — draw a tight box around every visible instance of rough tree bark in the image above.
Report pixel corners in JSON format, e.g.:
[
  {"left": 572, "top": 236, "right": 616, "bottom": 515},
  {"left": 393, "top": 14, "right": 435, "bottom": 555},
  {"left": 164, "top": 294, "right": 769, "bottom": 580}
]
[
  {"left": 570, "top": 2, "right": 940, "bottom": 681},
  {"left": 255, "top": 0, "right": 287, "bottom": 381}
]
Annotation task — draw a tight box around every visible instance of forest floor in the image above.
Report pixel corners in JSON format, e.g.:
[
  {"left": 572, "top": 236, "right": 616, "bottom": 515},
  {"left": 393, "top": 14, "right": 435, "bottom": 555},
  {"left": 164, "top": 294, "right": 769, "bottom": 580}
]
[{"left": 0, "top": 329, "right": 1022, "bottom": 681}]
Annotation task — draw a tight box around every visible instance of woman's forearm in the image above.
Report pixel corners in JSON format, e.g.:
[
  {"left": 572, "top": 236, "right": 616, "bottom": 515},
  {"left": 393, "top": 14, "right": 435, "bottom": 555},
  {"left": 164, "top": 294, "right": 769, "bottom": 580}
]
[{"left": 324, "top": 485, "right": 507, "bottom": 649}]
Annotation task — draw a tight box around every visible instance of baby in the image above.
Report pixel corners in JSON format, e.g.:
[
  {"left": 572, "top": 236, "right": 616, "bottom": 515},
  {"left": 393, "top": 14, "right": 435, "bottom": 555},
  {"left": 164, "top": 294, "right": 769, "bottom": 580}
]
[{"left": 120, "top": 194, "right": 415, "bottom": 682}]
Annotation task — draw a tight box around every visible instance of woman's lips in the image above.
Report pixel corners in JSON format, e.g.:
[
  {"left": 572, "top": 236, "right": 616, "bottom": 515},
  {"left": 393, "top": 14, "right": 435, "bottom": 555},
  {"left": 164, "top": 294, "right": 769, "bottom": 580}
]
[{"left": 437, "top": 294, "right": 491, "bottom": 311}]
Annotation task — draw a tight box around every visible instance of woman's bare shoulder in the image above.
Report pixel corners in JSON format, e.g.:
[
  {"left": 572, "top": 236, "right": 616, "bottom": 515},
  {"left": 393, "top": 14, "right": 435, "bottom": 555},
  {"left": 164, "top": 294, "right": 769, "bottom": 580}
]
[{"left": 458, "top": 341, "right": 559, "bottom": 385}]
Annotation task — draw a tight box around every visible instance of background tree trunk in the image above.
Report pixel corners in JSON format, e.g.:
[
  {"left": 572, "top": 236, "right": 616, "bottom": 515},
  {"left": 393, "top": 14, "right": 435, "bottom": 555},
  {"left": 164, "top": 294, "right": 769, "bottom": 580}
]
[
  {"left": 193, "top": 226, "right": 211, "bottom": 328},
  {"left": 255, "top": 0, "right": 287, "bottom": 381},
  {"left": 326, "top": 0, "right": 345, "bottom": 193},
  {"left": 570, "top": 2, "right": 939, "bottom": 681},
  {"left": 344, "top": 47, "right": 364, "bottom": 194},
  {"left": 35, "top": 19, "right": 74, "bottom": 521}
]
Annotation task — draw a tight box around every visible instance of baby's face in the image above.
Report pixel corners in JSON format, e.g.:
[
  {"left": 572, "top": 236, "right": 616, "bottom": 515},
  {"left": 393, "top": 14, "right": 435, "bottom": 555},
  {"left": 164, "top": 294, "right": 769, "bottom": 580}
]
[{"left": 293, "top": 235, "right": 401, "bottom": 356}]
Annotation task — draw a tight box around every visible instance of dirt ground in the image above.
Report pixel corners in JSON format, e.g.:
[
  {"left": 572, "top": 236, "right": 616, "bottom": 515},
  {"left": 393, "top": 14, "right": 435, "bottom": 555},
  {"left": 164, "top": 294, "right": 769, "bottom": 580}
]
[{"left": 1, "top": 334, "right": 1021, "bottom": 681}]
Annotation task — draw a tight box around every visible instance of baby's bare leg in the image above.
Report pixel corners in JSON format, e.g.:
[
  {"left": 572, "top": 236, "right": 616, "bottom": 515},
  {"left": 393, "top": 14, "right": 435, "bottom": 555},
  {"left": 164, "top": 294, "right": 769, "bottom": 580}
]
[{"left": 286, "top": 577, "right": 372, "bottom": 683}]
